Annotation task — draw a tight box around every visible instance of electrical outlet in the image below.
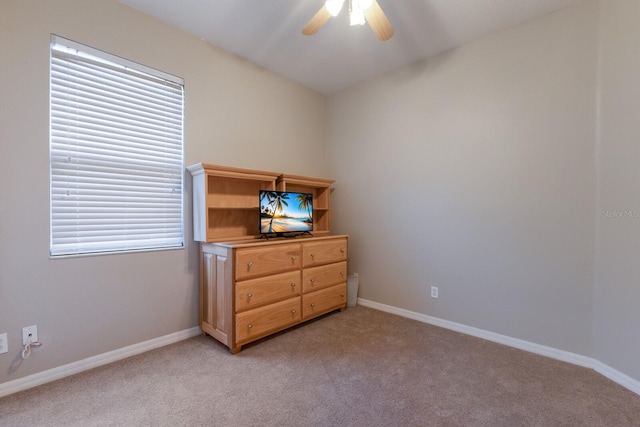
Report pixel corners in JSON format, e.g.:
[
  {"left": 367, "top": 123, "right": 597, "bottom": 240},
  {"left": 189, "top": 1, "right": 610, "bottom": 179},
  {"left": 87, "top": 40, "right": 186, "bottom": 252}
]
[
  {"left": 430, "top": 286, "right": 439, "bottom": 299},
  {"left": 22, "top": 325, "right": 38, "bottom": 346},
  {"left": 0, "top": 333, "right": 7, "bottom": 354}
]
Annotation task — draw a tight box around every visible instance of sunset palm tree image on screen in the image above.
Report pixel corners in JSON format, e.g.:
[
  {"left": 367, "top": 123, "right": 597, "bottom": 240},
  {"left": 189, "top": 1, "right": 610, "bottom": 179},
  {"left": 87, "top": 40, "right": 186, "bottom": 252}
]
[{"left": 260, "top": 191, "right": 313, "bottom": 234}]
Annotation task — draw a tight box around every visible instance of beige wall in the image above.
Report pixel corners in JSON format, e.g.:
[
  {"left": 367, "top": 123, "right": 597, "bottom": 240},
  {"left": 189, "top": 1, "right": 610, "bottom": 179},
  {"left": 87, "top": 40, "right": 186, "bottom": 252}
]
[
  {"left": 327, "top": 1, "right": 598, "bottom": 356},
  {"left": 595, "top": 0, "right": 640, "bottom": 381},
  {"left": 0, "top": 0, "right": 326, "bottom": 382},
  {"left": 328, "top": 0, "right": 640, "bottom": 384}
]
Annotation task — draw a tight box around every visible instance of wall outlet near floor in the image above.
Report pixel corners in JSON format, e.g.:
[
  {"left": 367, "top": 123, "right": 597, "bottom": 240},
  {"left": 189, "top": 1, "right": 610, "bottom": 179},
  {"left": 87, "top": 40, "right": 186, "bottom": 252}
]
[
  {"left": 430, "top": 286, "right": 439, "bottom": 299},
  {"left": 22, "top": 325, "right": 38, "bottom": 346},
  {"left": 0, "top": 333, "right": 7, "bottom": 354}
]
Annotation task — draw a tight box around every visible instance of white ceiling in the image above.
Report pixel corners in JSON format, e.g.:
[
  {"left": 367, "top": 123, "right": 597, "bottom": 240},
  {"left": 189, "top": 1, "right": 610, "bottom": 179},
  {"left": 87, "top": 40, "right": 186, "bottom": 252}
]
[{"left": 119, "top": 0, "right": 583, "bottom": 95}]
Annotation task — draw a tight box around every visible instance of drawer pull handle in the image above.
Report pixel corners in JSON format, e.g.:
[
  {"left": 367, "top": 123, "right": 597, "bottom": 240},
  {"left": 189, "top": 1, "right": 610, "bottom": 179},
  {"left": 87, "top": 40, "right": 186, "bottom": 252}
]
[
  {"left": 247, "top": 293, "right": 253, "bottom": 298},
  {"left": 310, "top": 253, "right": 315, "bottom": 258},
  {"left": 247, "top": 262, "right": 253, "bottom": 269},
  {"left": 340, "top": 248, "right": 345, "bottom": 253},
  {"left": 310, "top": 303, "right": 316, "bottom": 308},
  {"left": 291, "top": 309, "right": 296, "bottom": 314},
  {"left": 340, "top": 271, "right": 344, "bottom": 276},
  {"left": 247, "top": 324, "right": 253, "bottom": 329},
  {"left": 310, "top": 278, "right": 315, "bottom": 283},
  {"left": 290, "top": 283, "right": 296, "bottom": 288},
  {"left": 340, "top": 294, "right": 345, "bottom": 297},
  {"left": 291, "top": 256, "right": 296, "bottom": 261}
]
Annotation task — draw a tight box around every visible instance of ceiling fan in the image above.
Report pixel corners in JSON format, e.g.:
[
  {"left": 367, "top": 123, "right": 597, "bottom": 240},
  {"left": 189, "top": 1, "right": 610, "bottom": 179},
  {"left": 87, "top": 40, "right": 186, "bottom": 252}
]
[{"left": 302, "top": 0, "right": 394, "bottom": 41}]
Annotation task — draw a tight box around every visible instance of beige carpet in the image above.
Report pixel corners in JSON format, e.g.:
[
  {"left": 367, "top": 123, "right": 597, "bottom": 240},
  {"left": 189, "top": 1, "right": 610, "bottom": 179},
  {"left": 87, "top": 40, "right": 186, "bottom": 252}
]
[{"left": 1, "top": 306, "right": 640, "bottom": 426}]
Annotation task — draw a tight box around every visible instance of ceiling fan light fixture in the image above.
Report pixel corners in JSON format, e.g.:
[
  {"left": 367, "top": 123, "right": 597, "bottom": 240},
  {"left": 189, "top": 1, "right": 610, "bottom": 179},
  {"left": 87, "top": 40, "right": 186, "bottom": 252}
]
[
  {"left": 350, "top": 7, "right": 365, "bottom": 26},
  {"left": 325, "top": 0, "right": 345, "bottom": 16},
  {"left": 303, "top": 0, "right": 393, "bottom": 41}
]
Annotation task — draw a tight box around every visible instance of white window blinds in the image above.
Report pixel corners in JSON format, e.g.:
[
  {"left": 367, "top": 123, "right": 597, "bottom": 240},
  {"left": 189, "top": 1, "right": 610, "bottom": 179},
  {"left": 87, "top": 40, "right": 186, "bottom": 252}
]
[{"left": 50, "top": 35, "right": 184, "bottom": 257}]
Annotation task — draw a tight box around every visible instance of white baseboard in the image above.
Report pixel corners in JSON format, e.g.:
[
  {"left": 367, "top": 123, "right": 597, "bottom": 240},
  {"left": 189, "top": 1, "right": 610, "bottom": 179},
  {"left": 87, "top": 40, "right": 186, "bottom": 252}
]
[
  {"left": 0, "top": 326, "right": 202, "bottom": 398},
  {"left": 592, "top": 360, "right": 640, "bottom": 396},
  {"left": 357, "top": 298, "right": 640, "bottom": 396}
]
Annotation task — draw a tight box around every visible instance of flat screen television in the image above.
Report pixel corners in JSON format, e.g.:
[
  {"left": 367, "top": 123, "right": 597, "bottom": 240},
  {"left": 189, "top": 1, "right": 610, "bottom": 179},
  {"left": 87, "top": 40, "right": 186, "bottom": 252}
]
[{"left": 259, "top": 190, "right": 313, "bottom": 237}]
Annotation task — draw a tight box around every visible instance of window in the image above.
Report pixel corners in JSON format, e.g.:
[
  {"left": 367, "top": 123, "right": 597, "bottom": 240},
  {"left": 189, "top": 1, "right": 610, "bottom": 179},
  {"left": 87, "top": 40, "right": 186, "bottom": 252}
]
[{"left": 50, "top": 35, "right": 184, "bottom": 257}]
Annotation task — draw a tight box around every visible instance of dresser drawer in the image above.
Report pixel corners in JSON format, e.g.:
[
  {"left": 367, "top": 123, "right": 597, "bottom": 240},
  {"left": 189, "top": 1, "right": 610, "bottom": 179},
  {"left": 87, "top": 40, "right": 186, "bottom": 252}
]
[
  {"left": 302, "top": 261, "right": 347, "bottom": 293},
  {"left": 236, "top": 297, "right": 301, "bottom": 342},
  {"left": 236, "top": 270, "right": 301, "bottom": 312},
  {"left": 302, "top": 238, "right": 347, "bottom": 267},
  {"left": 302, "top": 283, "right": 347, "bottom": 320},
  {"left": 235, "top": 243, "right": 301, "bottom": 280}
]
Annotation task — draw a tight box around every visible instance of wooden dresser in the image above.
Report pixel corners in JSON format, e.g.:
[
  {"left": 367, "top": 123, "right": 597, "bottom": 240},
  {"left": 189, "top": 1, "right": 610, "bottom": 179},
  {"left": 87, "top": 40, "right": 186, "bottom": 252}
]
[
  {"left": 201, "top": 235, "right": 348, "bottom": 353},
  {"left": 187, "top": 163, "right": 348, "bottom": 353}
]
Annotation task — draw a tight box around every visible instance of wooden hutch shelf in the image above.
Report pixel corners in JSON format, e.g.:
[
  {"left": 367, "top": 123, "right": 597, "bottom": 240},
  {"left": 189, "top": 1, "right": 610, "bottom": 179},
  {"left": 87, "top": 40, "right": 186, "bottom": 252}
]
[{"left": 187, "top": 163, "right": 335, "bottom": 242}]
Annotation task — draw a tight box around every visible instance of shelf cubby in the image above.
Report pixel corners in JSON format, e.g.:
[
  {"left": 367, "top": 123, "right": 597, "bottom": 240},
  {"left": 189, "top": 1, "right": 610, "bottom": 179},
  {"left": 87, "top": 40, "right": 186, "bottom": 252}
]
[
  {"left": 277, "top": 174, "right": 334, "bottom": 236},
  {"left": 187, "top": 163, "right": 279, "bottom": 242}
]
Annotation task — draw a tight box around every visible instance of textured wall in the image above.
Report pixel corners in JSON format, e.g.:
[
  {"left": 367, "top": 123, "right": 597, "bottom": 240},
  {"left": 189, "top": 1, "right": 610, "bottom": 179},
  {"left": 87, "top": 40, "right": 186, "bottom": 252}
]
[
  {"left": 0, "top": 0, "right": 326, "bottom": 383},
  {"left": 594, "top": 0, "right": 640, "bottom": 382},
  {"left": 327, "top": 1, "right": 598, "bottom": 356}
]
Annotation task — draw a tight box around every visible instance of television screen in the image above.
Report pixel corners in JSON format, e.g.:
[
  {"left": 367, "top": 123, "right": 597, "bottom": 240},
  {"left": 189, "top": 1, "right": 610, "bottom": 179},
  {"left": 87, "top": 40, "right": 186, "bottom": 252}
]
[{"left": 259, "top": 190, "right": 313, "bottom": 235}]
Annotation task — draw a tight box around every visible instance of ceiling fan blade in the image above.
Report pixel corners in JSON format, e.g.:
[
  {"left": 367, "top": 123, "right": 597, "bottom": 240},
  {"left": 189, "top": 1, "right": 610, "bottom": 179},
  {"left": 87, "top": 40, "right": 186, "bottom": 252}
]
[
  {"left": 364, "top": 0, "right": 394, "bottom": 41},
  {"left": 302, "top": 5, "right": 332, "bottom": 35}
]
